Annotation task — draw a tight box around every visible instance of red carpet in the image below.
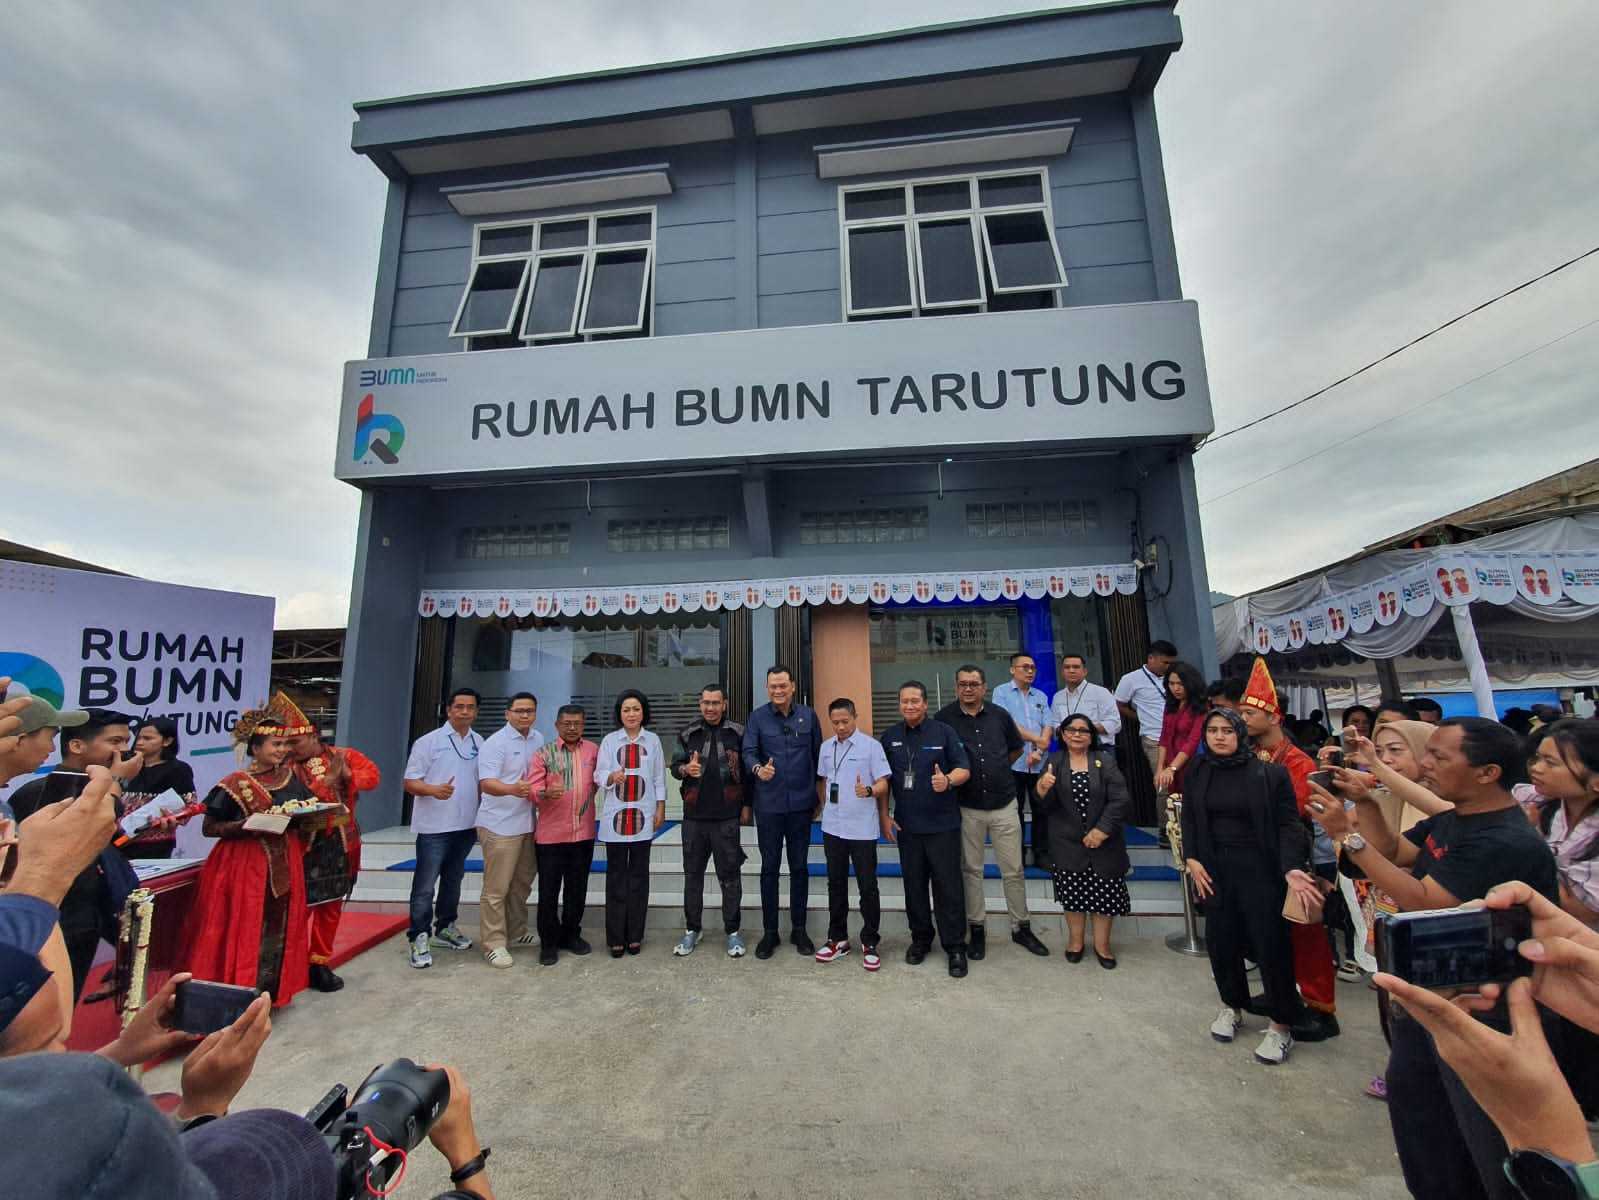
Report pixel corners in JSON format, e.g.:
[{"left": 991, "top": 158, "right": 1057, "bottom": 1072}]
[{"left": 65, "top": 909, "right": 409, "bottom": 1054}]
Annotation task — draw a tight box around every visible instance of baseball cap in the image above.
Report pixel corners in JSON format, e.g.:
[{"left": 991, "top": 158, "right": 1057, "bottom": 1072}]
[{"left": 11, "top": 696, "right": 90, "bottom": 736}]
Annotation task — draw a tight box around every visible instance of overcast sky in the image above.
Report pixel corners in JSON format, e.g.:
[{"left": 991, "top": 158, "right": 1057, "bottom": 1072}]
[{"left": 2, "top": 0, "right": 1596, "bottom": 625}]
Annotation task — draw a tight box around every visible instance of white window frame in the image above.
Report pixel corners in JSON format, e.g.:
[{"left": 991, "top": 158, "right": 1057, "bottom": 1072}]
[
  {"left": 837, "top": 168, "right": 1067, "bottom": 320},
  {"left": 449, "top": 208, "right": 656, "bottom": 346}
]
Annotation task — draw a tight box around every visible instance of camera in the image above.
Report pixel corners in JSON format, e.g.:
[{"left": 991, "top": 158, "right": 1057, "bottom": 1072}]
[
  {"left": 1377, "top": 905, "right": 1534, "bottom": 990},
  {"left": 307, "top": 1059, "right": 450, "bottom": 1198}
]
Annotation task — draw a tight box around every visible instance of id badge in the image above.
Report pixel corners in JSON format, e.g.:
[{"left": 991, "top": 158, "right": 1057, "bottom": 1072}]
[
  {"left": 902, "top": 768, "right": 916, "bottom": 790},
  {"left": 828, "top": 781, "right": 839, "bottom": 804}
]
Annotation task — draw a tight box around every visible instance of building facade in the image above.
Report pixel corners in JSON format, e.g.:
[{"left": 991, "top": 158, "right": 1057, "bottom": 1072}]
[{"left": 337, "top": 1, "right": 1216, "bottom": 829}]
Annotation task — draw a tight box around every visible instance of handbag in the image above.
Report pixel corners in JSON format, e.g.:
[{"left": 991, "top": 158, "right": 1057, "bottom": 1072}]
[{"left": 1282, "top": 890, "right": 1314, "bottom": 924}]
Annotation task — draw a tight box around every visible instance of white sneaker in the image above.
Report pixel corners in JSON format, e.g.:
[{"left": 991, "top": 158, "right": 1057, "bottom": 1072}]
[
  {"left": 513, "top": 932, "right": 539, "bottom": 947},
  {"left": 1255, "top": 1027, "right": 1293, "bottom": 1065},
  {"left": 1337, "top": 959, "right": 1362, "bottom": 983},
  {"left": 409, "top": 932, "right": 433, "bottom": 969},
  {"left": 726, "top": 931, "right": 746, "bottom": 958},
  {"left": 485, "top": 947, "right": 513, "bottom": 969},
  {"left": 673, "top": 930, "right": 702, "bottom": 957},
  {"left": 1210, "top": 1006, "right": 1242, "bottom": 1042}
]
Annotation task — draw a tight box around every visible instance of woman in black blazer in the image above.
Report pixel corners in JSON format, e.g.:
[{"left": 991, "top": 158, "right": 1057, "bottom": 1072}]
[
  {"left": 1035, "top": 713, "right": 1131, "bottom": 968},
  {"left": 1180, "top": 707, "right": 1323, "bottom": 1066}
]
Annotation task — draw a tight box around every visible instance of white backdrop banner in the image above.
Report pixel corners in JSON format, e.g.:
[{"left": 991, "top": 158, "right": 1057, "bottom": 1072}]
[{"left": 0, "top": 562, "right": 275, "bottom": 803}]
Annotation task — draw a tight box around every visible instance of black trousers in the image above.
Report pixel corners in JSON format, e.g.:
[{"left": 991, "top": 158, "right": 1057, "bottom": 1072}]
[
  {"left": 755, "top": 808, "right": 811, "bottom": 934},
  {"left": 1387, "top": 1006, "right": 1566, "bottom": 1200},
  {"left": 536, "top": 839, "right": 595, "bottom": 947},
  {"left": 822, "top": 833, "right": 880, "bottom": 946},
  {"left": 1202, "top": 845, "right": 1301, "bottom": 1025},
  {"left": 899, "top": 829, "right": 965, "bottom": 952},
  {"left": 603, "top": 841, "right": 652, "bottom": 947},
  {"left": 1013, "top": 771, "right": 1045, "bottom": 859},
  {"left": 682, "top": 817, "right": 744, "bottom": 933}
]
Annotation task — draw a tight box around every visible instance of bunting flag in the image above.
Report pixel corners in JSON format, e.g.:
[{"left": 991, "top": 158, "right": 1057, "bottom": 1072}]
[{"left": 417, "top": 563, "right": 1141, "bottom": 618}]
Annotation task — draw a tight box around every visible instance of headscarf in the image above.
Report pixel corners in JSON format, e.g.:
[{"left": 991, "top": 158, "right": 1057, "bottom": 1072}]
[
  {"left": 1370, "top": 718, "right": 1437, "bottom": 832},
  {"left": 1201, "top": 707, "right": 1254, "bottom": 769},
  {"left": 1370, "top": 719, "right": 1432, "bottom": 770}
]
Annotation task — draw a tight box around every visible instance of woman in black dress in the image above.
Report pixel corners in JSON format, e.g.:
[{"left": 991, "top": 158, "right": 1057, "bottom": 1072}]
[
  {"left": 1035, "top": 713, "right": 1131, "bottom": 968},
  {"left": 1181, "top": 707, "right": 1323, "bottom": 1066},
  {"left": 120, "top": 717, "right": 198, "bottom": 859}
]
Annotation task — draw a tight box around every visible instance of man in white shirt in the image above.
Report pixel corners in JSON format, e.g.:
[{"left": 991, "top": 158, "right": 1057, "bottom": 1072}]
[
  {"left": 812, "top": 698, "right": 892, "bottom": 971},
  {"left": 1046, "top": 654, "right": 1121, "bottom": 871},
  {"left": 476, "top": 691, "right": 544, "bottom": 968},
  {"left": 1113, "top": 639, "right": 1178, "bottom": 780},
  {"left": 401, "top": 687, "right": 484, "bottom": 969}
]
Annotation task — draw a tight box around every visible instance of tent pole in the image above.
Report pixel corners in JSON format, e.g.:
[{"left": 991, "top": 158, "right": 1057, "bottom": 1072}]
[
  {"left": 1449, "top": 603, "right": 1497, "bottom": 718},
  {"left": 1375, "top": 658, "right": 1403, "bottom": 706}
]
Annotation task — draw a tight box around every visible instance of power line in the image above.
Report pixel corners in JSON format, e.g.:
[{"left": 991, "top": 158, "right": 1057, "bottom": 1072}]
[
  {"left": 1198, "top": 316, "right": 1599, "bottom": 508},
  {"left": 1199, "top": 244, "right": 1599, "bottom": 448}
]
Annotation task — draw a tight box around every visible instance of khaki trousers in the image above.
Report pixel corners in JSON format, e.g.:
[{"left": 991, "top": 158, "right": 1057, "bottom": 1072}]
[
  {"left": 477, "top": 828, "right": 537, "bottom": 949},
  {"left": 960, "top": 801, "right": 1028, "bottom": 929}
]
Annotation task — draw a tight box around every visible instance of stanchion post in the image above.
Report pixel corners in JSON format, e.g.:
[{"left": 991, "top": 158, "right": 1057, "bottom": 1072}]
[{"left": 1163, "top": 796, "right": 1206, "bottom": 956}]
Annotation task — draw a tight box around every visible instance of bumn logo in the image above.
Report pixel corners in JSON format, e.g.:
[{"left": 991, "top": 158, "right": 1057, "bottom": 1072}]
[
  {"left": 0, "top": 652, "right": 67, "bottom": 708},
  {"left": 354, "top": 394, "right": 405, "bottom": 464}
]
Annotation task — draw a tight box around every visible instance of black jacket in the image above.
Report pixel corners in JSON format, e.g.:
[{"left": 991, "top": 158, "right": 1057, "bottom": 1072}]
[
  {"left": 1179, "top": 756, "right": 1306, "bottom": 879},
  {"left": 1034, "top": 751, "right": 1131, "bottom": 878},
  {"left": 670, "top": 719, "right": 748, "bottom": 821}
]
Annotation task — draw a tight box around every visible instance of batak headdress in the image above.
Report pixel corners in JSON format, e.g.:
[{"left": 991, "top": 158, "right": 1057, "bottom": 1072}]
[
  {"left": 231, "top": 703, "right": 290, "bottom": 761},
  {"left": 1240, "top": 657, "right": 1281, "bottom": 718},
  {"left": 269, "top": 692, "right": 318, "bottom": 739}
]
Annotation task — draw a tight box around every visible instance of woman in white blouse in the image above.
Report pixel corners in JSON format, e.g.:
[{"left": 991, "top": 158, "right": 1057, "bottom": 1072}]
[{"left": 597, "top": 689, "right": 668, "bottom": 956}]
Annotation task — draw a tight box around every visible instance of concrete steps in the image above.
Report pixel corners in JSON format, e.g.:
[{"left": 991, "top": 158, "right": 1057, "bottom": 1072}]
[{"left": 354, "top": 823, "right": 1188, "bottom": 939}]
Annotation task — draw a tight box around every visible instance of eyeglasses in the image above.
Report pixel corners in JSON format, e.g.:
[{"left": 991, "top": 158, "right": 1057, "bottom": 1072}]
[
  {"left": 1062, "top": 727, "right": 1093, "bottom": 736},
  {"left": 507, "top": 708, "right": 536, "bottom": 716}
]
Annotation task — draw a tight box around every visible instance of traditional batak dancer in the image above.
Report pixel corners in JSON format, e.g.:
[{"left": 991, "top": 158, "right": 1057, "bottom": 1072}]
[
  {"left": 183, "top": 704, "right": 318, "bottom": 1007},
  {"left": 1238, "top": 658, "right": 1340, "bottom": 1042},
  {"left": 279, "top": 693, "right": 381, "bottom": 993}
]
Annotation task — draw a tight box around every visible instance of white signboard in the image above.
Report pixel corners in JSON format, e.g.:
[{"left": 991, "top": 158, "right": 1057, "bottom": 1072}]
[
  {"left": 337, "top": 301, "right": 1213, "bottom": 483},
  {"left": 0, "top": 561, "right": 274, "bottom": 809}
]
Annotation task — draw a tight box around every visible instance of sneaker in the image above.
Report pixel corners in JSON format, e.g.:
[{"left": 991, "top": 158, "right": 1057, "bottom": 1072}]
[
  {"left": 485, "top": 947, "right": 513, "bottom": 969},
  {"left": 1364, "top": 1075, "right": 1388, "bottom": 1101},
  {"left": 673, "top": 930, "right": 703, "bottom": 957},
  {"left": 861, "top": 945, "right": 881, "bottom": 972},
  {"left": 1210, "top": 1006, "right": 1242, "bottom": 1043},
  {"left": 432, "top": 925, "right": 473, "bottom": 951},
  {"left": 815, "top": 938, "right": 851, "bottom": 963},
  {"left": 1337, "top": 960, "right": 1362, "bottom": 983},
  {"left": 1254, "top": 1027, "right": 1293, "bottom": 1065},
  {"left": 409, "top": 932, "right": 433, "bottom": 969},
  {"left": 513, "top": 932, "right": 539, "bottom": 947},
  {"left": 726, "top": 931, "right": 747, "bottom": 958}
]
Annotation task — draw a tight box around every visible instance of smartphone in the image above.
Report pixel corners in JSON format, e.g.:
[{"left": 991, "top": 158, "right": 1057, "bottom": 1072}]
[
  {"left": 1377, "top": 905, "right": 1534, "bottom": 990},
  {"left": 173, "top": 980, "right": 261, "bottom": 1035},
  {"left": 1307, "top": 769, "right": 1336, "bottom": 793},
  {"left": 1324, "top": 748, "right": 1345, "bottom": 768},
  {"left": 39, "top": 770, "right": 91, "bottom": 806}
]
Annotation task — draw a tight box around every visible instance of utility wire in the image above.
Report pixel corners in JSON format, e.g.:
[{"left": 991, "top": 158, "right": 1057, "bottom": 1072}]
[
  {"left": 1199, "top": 244, "right": 1599, "bottom": 448},
  {"left": 1199, "top": 316, "right": 1599, "bottom": 507}
]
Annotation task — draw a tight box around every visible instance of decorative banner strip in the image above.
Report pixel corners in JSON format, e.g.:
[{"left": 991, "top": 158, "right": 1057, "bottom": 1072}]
[
  {"left": 1249, "top": 547, "right": 1599, "bottom": 655},
  {"left": 418, "top": 563, "right": 1141, "bottom": 619}
]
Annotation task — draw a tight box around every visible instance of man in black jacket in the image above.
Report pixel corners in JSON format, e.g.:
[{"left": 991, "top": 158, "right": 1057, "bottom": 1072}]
[{"left": 669, "top": 684, "right": 750, "bottom": 958}]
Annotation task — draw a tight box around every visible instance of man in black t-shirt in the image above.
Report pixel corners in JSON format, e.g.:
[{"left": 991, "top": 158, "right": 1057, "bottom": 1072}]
[{"left": 1316, "top": 718, "right": 1558, "bottom": 1200}]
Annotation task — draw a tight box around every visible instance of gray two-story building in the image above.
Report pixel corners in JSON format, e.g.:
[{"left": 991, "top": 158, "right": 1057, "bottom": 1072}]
[{"left": 336, "top": 0, "right": 1216, "bottom": 830}]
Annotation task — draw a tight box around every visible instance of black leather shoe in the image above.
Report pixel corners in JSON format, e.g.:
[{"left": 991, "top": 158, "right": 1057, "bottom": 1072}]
[
  {"left": 905, "top": 943, "right": 929, "bottom": 966},
  {"left": 791, "top": 930, "right": 816, "bottom": 956},
  {"left": 1012, "top": 924, "right": 1049, "bottom": 957},
  {"left": 968, "top": 925, "right": 986, "bottom": 961},
  {"left": 308, "top": 964, "right": 344, "bottom": 992},
  {"left": 1095, "top": 951, "right": 1118, "bottom": 970},
  {"left": 947, "top": 951, "right": 968, "bottom": 978},
  {"left": 755, "top": 931, "right": 781, "bottom": 960},
  {"left": 1065, "top": 947, "right": 1085, "bottom": 963},
  {"left": 1289, "top": 1012, "right": 1341, "bottom": 1043},
  {"left": 1245, "top": 993, "right": 1270, "bottom": 1017},
  {"left": 561, "top": 936, "right": 592, "bottom": 956},
  {"left": 539, "top": 949, "right": 558, "bottom": 966}
]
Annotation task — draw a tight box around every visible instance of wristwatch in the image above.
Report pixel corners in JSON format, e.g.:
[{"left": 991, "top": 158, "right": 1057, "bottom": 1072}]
[
  {"left": 1340, "top": 832, "right": 1367, "bottom": 853},
  {"left": 1503, "top": 1150, "right": 1599, "bottom": 1199}
]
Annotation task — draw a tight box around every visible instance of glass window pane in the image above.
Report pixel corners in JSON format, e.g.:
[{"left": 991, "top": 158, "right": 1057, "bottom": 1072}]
[
  {"left": 978, "top": 175, "right": 1044, "bottom": 208},
  {"left": 984, "top": 212, "right": 1062, "bottom": 289},
  {"left": 522, "top": 255, "right": 584, "bottom": 337},
  {"left": 846, "top": 227, "right": 911, "bottom": 311},
  {"left": 913, "top": 181, "right": 971, "bottom": 213},
  {"left": 457, "top": 260, "right": 527, "bottom": 334},
  {"left": 582, "top": 248, "right": 649, "bottom": 331},
  {"left": 539, "top": 220, "right": 590, "bottom": 250},
  {"left": 596, "top": 213, "right": 652, "bottom": 245},
  {"left": 917, "top": 219, "right": 982, "bottom": 305},
  {"left": 844, "top": 188, "right": 906, "bottom": 221},
  {"left": 478, "top": 225, "right": 533, "bottom": 256}
]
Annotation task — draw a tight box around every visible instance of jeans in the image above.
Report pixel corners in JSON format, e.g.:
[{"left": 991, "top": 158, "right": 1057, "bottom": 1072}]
[
  {"left": 683, "top": 818, "right": 744, "bottom": 933},
  {"left": 756, "top": 808, "right": 812, "bottom": 934},
  {"left": 822, "top": 833, "right": 880, "bottom": 946},
  {"left": 899, "top": 828, "right": 966, "bottom": 952},
  {"left": 603, "top": 841, "right": 652, "bottom": 947},
  {"left": 407, "top": 828, "right": 478, "bottom": 940}
]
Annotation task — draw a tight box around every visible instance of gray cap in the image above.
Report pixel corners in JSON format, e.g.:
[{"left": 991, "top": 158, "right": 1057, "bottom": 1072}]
[{"left": 11, "top": 695, "right": 89, "bottom": 735}]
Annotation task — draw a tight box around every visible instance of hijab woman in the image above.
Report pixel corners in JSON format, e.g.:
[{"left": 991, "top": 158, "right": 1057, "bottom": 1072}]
[{"left": 1181, "top": 707, "right": 1324, "bottom": 1066}]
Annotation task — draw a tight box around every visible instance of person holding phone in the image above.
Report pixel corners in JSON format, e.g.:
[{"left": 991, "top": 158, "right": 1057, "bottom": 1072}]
[
  {"left": 1313, "top": 718, "right": 1561, "bottom": 1200},
  {"left": 183, "top": 705, "right": 318, "bottom": 1009}
]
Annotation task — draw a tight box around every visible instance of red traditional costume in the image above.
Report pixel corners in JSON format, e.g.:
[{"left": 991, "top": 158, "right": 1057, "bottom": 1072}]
[
  {"left": 275, "top": 693, "right": 382, "bottom": 968},
  {"left": 183, "top": 706, "right": 314, "bottom": 1007},
  {"left": 1241, "top": 659, "right": 1338, "bottom": 1018}
]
